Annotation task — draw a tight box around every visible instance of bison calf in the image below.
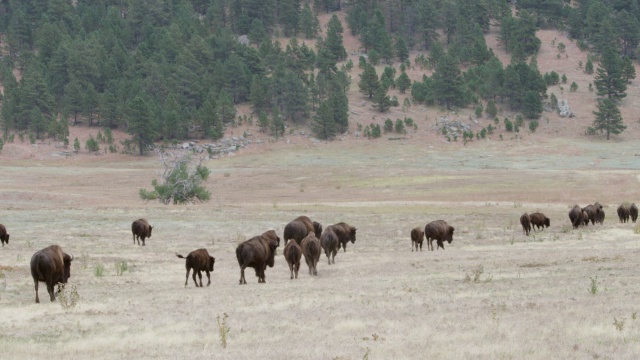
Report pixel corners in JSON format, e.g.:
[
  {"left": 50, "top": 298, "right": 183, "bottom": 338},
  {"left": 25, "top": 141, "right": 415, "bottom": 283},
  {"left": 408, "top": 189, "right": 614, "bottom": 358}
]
[
  {"left": 320, "top": 227, "right": 340, "bottom": 264},
  {"left": 0, "top": 224, "right": 8, "bottom": 247},
  {"left": 520, "top": 213, "right": 532, "bottom": 236},
  {"left": 30, "top": 245, "right": 74, "bottom": 303},
  {"left": 411, "top": 227, "right": 425, "bottom": 251},
  {"left": 176, "top": 249, "right": 215, "bottom": 287},
  {"left": 424, "top": 220, "right": 454, "bottom": 251},
  {"left": 617, "top": 204, "right": 631, "bottom": 223},
  {"left": 236, "top": 230, "right": 280, "bottom": 284},
  {"left": 284, "top": 240, "right": 302, "bottom": 279},
  {"left": 132, "top": 218, "right": 153, "bottom": 246},
  {"left": 301, "top": 233, "right": 321, "bottom": 276},
  {"left": 529, "top": 212, "right": 550, "bottom": 231}
]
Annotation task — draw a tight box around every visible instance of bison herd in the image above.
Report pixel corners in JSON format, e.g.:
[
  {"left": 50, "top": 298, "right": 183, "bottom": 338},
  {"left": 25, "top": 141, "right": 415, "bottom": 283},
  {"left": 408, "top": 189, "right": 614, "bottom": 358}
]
[{"left": 1, "top": 200, "right": 637, "bottom": 303}]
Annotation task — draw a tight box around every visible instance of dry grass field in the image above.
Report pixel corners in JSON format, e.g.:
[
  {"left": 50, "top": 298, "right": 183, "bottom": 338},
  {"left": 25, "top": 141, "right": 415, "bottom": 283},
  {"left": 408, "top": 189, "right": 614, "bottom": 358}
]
[
  {"left": 3, "top": 12, "right": 640, "bottom": 360},
  {"left": 2, "top": 136, "right": 640, "bottom": 360}
]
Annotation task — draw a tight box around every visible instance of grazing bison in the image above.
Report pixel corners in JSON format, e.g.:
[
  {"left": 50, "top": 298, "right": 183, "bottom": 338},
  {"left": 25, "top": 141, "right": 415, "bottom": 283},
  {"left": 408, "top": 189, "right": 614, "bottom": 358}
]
[
  {"left": 175, "top": 249, "right": 215, "bottom": 287},
  {"left": 300, "top": 233, "right": 321, "bottom": 276},
  {"left": 329, "top": 222, "right": 357, "bottom": 252},
  {"left": 284, "top": 216, "right": 322, "bottom": 245},
  {"left": 529, "top": 212, "right": 550, "bottom": 231},
  {"left": 631, "top": 203, "right": 638, "bottom": 223},
  {"left": 582, "top": 205, "right": 600, "bottom": 226},
  {"left": 320, "top": 227, "right": 340, "bottom": 264},
  {"left": 30, "top": 245, "right": 74, "bottom": 303},
  {"left": 236, "top": 230, "right": 280, "bottom": 284},
  {"left": 283, "top": 240, "right": 302, "bottom": 279},
  {"left": 132, "top": 218, "right": 153, "bottom": 246},
  {"left": 424, "top": 220, "right": 455, "bottom": 251},
  {"left": 411, "top": 227, "right": 425, "bottom": 251},
  {"left": 568, "top": 205, "right": 583, "bottom": 229},
  {"left": 0, "top": 224, "right": 8, "bottom": 247},
  {"left": 617, "top": 204, "right": 630, "bottom": 223},
  {"left": 520, "top": 213, "right": 532, "bottom": 236}
]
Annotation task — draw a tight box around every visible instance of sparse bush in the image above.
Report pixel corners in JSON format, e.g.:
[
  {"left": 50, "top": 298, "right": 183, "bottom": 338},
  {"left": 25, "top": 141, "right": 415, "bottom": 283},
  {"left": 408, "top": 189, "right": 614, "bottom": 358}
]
[
  {"left": 613, "top": 317, "right": 625, "bottom": 332},
  {"left": 550, "top": 93, "right": 558, "bottom": 109},
  {"left": 633, "top": 224, "right": 640, "bottom": 234},
  {"left": 370, "top": 124, "right": 381, "bottom": 138},
  {"left": 586, "top": 127, "right": 597, "bottom": 136},
  {"left": 529, "top": 120, "right": 539, "bottom": 132},
  {"left": 589, "top": 276, "right": 598, "bottom": 294},
  {"left": 515, "top": 115, "right": 524, "bottom": 128},
  {"left": 58, "top": 285, "right": 80, "bottom": 310},
  {"left": 217, "top": 313, "right": 231, "bottom": 348},
  {"left": 475, "top": 104, "right": 483, "bottom": 118},
  {"left": 95, "top": 264, "right": 105, "bottom": 277},
  {"left": 394, "top": 119, "right": 405, "bottom": 134},
  {"left": 115, "top": 260, "right": 128, "bottom": 276},
  {"left": 504, "top": 118, "right": 513, "bottom": 132},
  {"left": 73, "top": 138, "right": 80, "bottom": 152},
  {"left": 383, "top": 118, "right": 393, "bottom": 132},
  {"left": 486, "top": 100, "right": 497, "bottom": 118},
  {"left": 561, "top": 74, "right": 567, "bottom": 84},
  {"left": 570, "top": 82, "right": 578, "bottom": 92},
  {"left": 464, "top": 265, "right": 492, "bottom": 283},
  {"left": 557, "top": 42, "right": 565, "bottom": 53},
  {"left": 85, "top": 135, "right": 99, "bottom": 152}
]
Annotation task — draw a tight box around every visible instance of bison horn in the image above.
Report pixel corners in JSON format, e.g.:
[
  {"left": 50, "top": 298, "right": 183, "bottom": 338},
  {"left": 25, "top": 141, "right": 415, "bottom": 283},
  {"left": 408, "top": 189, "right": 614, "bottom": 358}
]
[{"left": 69, "top": 253, "right": 74, "bottom": 261}]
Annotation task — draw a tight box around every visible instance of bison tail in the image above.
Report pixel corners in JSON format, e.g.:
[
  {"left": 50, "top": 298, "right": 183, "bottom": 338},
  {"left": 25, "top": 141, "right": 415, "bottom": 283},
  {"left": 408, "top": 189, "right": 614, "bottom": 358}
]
[
  {"left": 175, "top": 253, "right": 185, "bottom": 259},
  {"left": 235, "top": 245, "right": 244, "bottom": 266}
]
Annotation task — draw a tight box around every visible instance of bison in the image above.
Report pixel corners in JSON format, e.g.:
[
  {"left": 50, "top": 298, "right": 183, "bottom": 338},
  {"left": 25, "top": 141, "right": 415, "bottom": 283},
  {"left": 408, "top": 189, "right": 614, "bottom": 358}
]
[
  {"left": 0, "top": 224, "right": 8, "bottom": 247},
  {"left": 582, "top": 210, "right": 590, "bottom": 226},
  {"left": 328, "top": 222, "right": 356, "bottom": 252},
  {"left": 411, "top": 226, "right": 425, "bottom": 251},
  {"left": 283, "top": 239, "right": 302, "bottom": 279},
  {"left": 520, "top": 213, "right": 531, "bottom": 236},
  {"left": 300, "top": 233, "right": 321, "bottom": 276},
  {"left": 236, "top": 230, "right": 280, "bottom": 284},
  {"left": 582, "top": 205, "right": 600, "bottom": 226},
  {"left": 568, "top": 205, "right": 583, "bottom": 229},
  {"left": 320, "top": 227, "right": 340, "bottom": 264},
  {"left": 529, "top": 212, "right": 550, "bottom": 231},
  {"left": 617, "top": 204, "right": 630, "bottom": 223},
  {"left": 175, "top": 249, "right": 215, "bottom": 287},
  {"left": 132, "top": 218, "right": 153, "bottom": 246},
  {"left": 30, "top": 245, "right": 74, "bottom": 303},
  {"left": 631, "top": 203, "right": 638, "bottom": 223},
  {"left": 283, "top": 216, "right": 322, "bottom": 245},
  {"left": 424, "top": 220, "right": 455, "bottom": 251},
  {"left": 594, "top": 202, "right": 605, "bottom": 224}
]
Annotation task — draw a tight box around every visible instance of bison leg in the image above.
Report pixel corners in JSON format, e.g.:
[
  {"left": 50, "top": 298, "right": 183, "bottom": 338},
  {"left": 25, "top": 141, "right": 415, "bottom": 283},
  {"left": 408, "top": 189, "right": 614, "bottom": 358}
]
[
  {"left": 34, "top": 280, "right": 40, "bottom": 303},
  {"left": 141, "top": 236, "right": 146, "bottom": 246},
  {"left": 342, "top": 242, "right": 347, "bottom": 252},
  {"left": 419, "top": 241, "right": 423, "bottom": 251},
  {"left": 47, "top": 282, "right": 56, "bottom": 302},
  {"left": 437, "top": 240, "right": 445, "bottom": 250},
  {"left": 294, "top": 261, "right": 300, "bottom": 279},
  {"left": 185, "top": 268, "right": 190, "bottom": 287},
  {"left": 239, "top": 266, "right": 246, "bottom": 285},
  {"left": 205, "top": 270, "right": 211, "bottom": 286},
  {"left": 331, "top": 251, "right": 336, "bottom": 264},
  {"left": 197, "top": 271, "right": 203, "bottom": 287},
  {"left": 288, "top": 262, "right": 294, "bottom": 279}
]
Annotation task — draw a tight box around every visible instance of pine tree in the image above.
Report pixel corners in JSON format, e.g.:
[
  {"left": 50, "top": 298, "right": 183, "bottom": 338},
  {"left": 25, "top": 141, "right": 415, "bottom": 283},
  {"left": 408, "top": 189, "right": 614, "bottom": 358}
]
[
  {"left": 523, "top": 90, "right": 543, "bottom": 119},
  {"left": 432, "top": 54, "right": 466, "bottom": 109},
  {"left": 621, "top": 56, "right": 636, "bottom": 83},
  {"left": 299, "top": 3, "right": 319, "bottom": 39},
  {"left": 396, "top": 71, "right": 411, "bottom": 94},
  {"left": 125, "top": 96, "right": 156, "bottom": 156},
  {"left": 325, "top": 14, "right": 347, "bottom": 62},
  {"left": 585, "top": 58, "right": 594, "bottom": 74},
  {"left": 372, "top": 86, "right": 391, "bottom": 113},
  {"left": 312, "top": 99, "right": 336, "bottom": 140},
  {"left": 395, "top": 36, "right": 409, "bottom": 63},
  {"left": 270, "top": 108, "right": 285, "bottom": 139},
  {"left": 358, "top": 64, "right": 380, "bottom": 99},
  {"left": 593, "top": 98, "right": 626, "bottom": 140},
  {"left": 594, "top": 45, "right": 627, "bottom": 103},
  {"left": 257, "top": 111, "right": 270, "bottom": 133}
]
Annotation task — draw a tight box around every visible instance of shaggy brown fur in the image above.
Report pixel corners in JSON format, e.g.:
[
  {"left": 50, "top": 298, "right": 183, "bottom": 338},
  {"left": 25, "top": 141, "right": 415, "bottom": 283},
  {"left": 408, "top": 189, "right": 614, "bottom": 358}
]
[
  {"left": 328, "top": 222, "right": 357, "bottom": 252},
  {"left": 320, "top": 227, "right": 340, "bottom": 265},
  {"left": 582, "top": 205, "right": 600, "bottom": 226},
  {"left": 411, "top": 227, "right": 425, "bottom": 251},
  {"left": 236, "top": 230, "right": 280, "bottom": 284},
  {"left": 0, "top": 224, "right": 9, "bottom": 247},
  {"left": 300, "top": 233, "right": 321, "bottom": 276},
  {"left": 424, "top": 220, "right": 455, "bottom": 251},
  {"left": 568, "top": 205, "right": 583, "bottom": 229},
  {"left": 631, "top": 203, "right": 638, "bottom": 223},
  {"left": 529, "top": 212, "right": 550, "bottom": 231},
  {"left": 520, "top": 213, "right": 532, "bottom": 236},
  {"left": 617, "top": 204, "right": 630, "bottom": 223},
  {"left": 132, "top": 218, "right": 153, "bottom": 246},
  {"left": 284, "top": 216, "right": 323, "bottom": 245},
  {"left": 30, "top": 245, "right": 73, "bottom": 303},
  {"left": 176, "top": 249, "right": 215, "bottom": 287},
  {"left": 283, "top": 240, "right": 302, "bottom": 279}
]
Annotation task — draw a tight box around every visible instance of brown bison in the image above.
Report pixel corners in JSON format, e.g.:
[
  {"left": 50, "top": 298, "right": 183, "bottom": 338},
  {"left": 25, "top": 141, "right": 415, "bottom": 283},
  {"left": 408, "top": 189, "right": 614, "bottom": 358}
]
[
  {"left": 631, "top": 203, "right": 638, "bottom": 223},
  {"left": 283, "top": 240, "right": 302, "bottom": 279},
  {"left": 568, "top": 205, "right": 583, "bottom": 229},
  {"left": 328, "top": 222, "right": 356, "bottom": 252},
  {"left": 581, "top": 210, "right": 590, "bottom": 226},
  {"left": 30, "top": 245, "right": 74, "bottom": 303},
  {"left": 132, "top": 218, "right": 153, "bottom": 246},
  {"left": 582, "top": 205, "right": 600, "bottom": 226},
  {"left": 320, "top": 227, "right": 340, "bottom": 264},
  {"left": 300, "top": 233, "right": 321, "bottom": 276},
  {"left": 411, "top": 226, "right": 425, "bottom": 251},
  {"left": 594, "top": 202, "right": 605, "bottom": 224},
  {"left": 520, "top": 213, "right": 532, "bottom": 236},
  {"left": 175, "top": 249, "right": 215, "bottom": 287},
  {"left": 617, "top": 204, "right": 630, "bottom": 223},
  {"left": 529, "top": 212, "right": 550, "bottom": 231},
  {"left": 236, "top": 230, "right": 280, "bottom": 284},
  {"left": 283, "top": 216, "right": 322, "bottom": 245},
  {"left": 0, "top": 224, "right": 8, "bottom": 247},
  {"left": 424, "top": 220, "right": 455, "bottom": 251}
]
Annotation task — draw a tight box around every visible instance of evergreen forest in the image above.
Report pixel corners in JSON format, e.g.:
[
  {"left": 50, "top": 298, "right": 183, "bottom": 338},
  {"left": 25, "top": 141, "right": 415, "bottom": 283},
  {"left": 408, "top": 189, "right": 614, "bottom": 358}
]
[{"left": 0, "top": 0, "right": 638, "bottom": 154}]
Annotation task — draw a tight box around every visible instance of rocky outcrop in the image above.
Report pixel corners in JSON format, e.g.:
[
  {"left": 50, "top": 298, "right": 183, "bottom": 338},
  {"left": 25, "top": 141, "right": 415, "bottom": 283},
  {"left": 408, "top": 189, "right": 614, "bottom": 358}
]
[{"left": 558, "top": 99, "right": 574, "bottom": 118}]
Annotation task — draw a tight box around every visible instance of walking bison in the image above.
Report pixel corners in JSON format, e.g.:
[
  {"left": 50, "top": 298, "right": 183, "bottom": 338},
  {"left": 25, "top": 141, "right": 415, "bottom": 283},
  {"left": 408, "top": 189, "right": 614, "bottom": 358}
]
[
  {"left": 411, "top": 226, "right": 425, "bottom": 251},
  {"left": 175, "top": 249, "right": 215, "bottom": 287},
  {"left": 582, "top": 205, "right": 600, "bottom": 226},
  {"left": 236, "top": 230, "right": 280, "bottom": 284},
  {"left": 132, "top": 218, "right": 153, "bottom": 246},
  {"left": 283, "top": 216, "right": 322, "bottom": 245},
  {"left": 30, "top": 245, "right": 74, "bottom": 303},
  {"left": 617, "top": 204, "right": 630, "bottom": 223},
  {"left": 594, "top": 202, "right": 605, "bottom": 225},
  {"left": 631, "top": 203, "right": 638, "bottom": 223},
  {"left": 320, "top": 227, "right": 340, "bottom": 264},
  {"left": 328, "top": 222, "right": 356, "bottom": 252},
  {"left": 424, "top": 220, "right": 455, "bottom": 251},
  {"left": 283, "top": 239, "right": 302, "bottom": 279},
  {"left": 0, "top": 224, "right": 8, "bottom": 247},
  {"left": 301, "top": 233, "right": 321, "bottom": 276},
  {"left": 568, "top": 205, "right": 583, "bottom": 229},
  {"left": 520, "top": 213, "right": 532, "bottom": 236},
  {"left": 529, "top": 212, "right": 550, "bottom": 231}
]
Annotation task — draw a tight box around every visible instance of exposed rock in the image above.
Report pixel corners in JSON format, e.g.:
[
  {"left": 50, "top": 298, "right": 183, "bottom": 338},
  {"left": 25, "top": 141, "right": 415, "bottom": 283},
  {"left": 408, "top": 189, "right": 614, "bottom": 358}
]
[
  {"left": 237, "top": 35, "right": 250, "bottom": 46},
  {"left": 558, "top": 99, "right": 574, "bottom": 118}
]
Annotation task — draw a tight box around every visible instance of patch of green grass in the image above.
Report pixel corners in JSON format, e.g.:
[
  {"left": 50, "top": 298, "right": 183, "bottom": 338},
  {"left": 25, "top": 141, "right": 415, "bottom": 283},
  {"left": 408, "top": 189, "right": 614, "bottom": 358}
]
[{"left": 95, "top": 264, "right": 105, "bottom": 277}]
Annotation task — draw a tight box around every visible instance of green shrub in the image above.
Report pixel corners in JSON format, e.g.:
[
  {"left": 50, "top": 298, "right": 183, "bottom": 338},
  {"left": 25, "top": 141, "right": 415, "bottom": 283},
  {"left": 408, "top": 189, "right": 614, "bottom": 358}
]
[
  {"left": 529, "top": 120, "right": 539, "bottom": 132},
  {"left": 383, "top": 119, "right": 393, "bottom": 132},
  {"left": 394, "top": 119, "right": 405, "bottom": 134},
  {"left": 85, "top": 135, "right": 100, "bottom": 152},
  {"left": 504, "top": 118, "right": 513, "bottom": 132}
]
